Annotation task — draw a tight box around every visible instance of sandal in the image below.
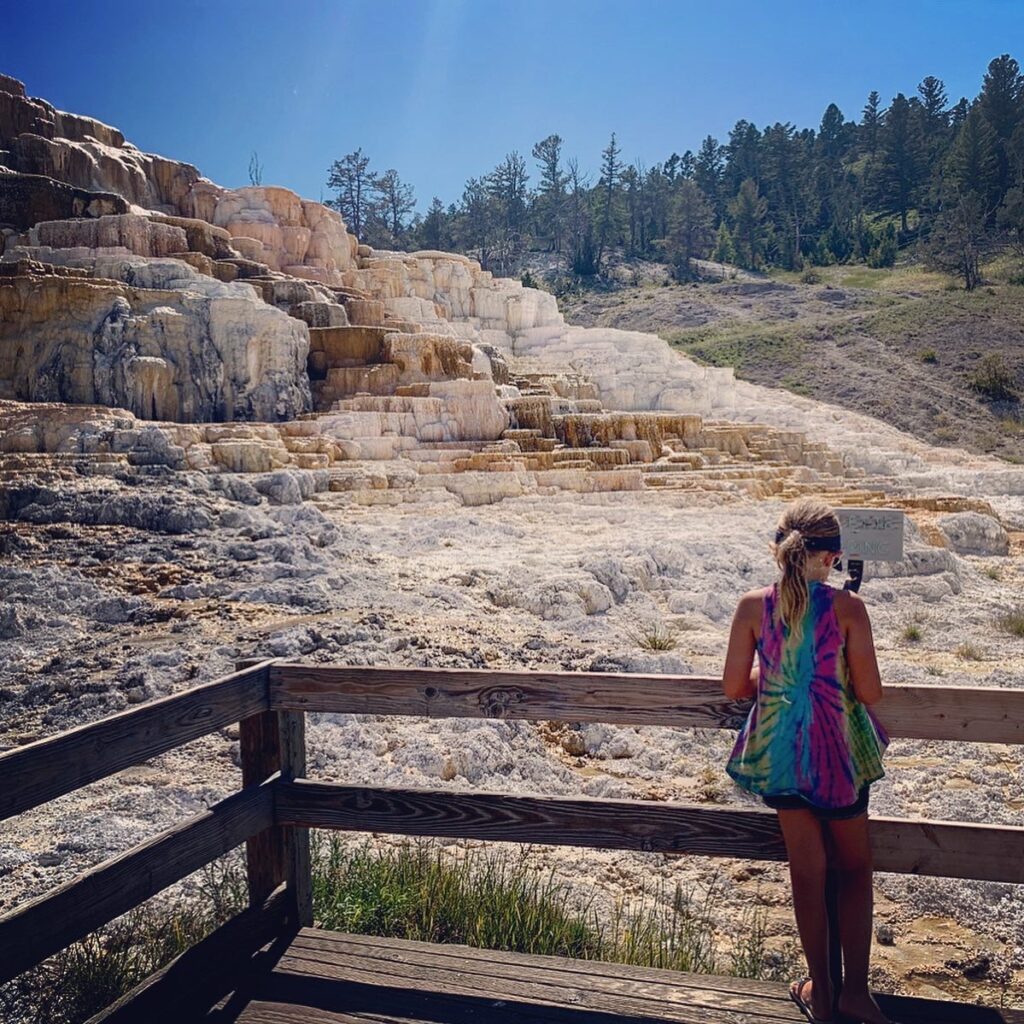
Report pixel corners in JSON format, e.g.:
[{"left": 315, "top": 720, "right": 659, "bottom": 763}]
[{"left": 790, "top": 977, "right": 834, "bottom": 1024}]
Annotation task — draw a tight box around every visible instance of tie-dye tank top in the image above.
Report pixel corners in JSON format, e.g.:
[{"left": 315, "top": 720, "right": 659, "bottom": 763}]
[{"left": 726, "top": 580, "right": 888, "bottom": 808}]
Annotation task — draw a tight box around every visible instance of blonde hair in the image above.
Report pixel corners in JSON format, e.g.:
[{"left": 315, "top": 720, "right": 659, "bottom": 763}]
[{"left": 771, "top": 498, "right": 841, "bottom": 642}]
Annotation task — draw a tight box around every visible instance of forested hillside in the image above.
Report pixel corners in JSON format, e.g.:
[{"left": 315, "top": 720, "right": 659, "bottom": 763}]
[{"left": 321, "top": 53, "right": 1024, "bottom": 289}]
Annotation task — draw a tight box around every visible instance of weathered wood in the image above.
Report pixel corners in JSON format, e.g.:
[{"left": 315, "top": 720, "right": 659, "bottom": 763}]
[
  {"left": 239, "top": 673, "right": 312, "bottom": 927},
  {"left": 279, "top": 708, "right": 314, "bottom": 929},
  {"left": 242, "top": 711, "right": 289, "bottom": 907},
  {"left": 86, "top": 884, "right": 291, "bottom": 1023},
  {"left": 282, "top": 930, "right": 797, "bottom": 1018},
  {"left": 0, "top": 779, "right": 275, "bottom": 986},
  {"left": 270, "top": 665, "right": 750, "bottom": 728},
  {"left": 275, "top": 780, "right": 1024, "bottom": 884},
  {"left": 0, "top": 661, "right": 274, "bottom": 823},
  {"left": 269, "top": 664, "right": 1024, "bottom": 745},
  {"left": 233, "top": 927, "right": 1024, "bottom": 1024},
  {"left": 290, "top": 928, "right": 795, "bottom": 1002}
]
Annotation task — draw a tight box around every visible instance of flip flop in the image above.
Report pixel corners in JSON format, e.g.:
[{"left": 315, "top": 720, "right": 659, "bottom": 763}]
[{"left": 790, "top": 977, "right": 834, "bottom": 1024}]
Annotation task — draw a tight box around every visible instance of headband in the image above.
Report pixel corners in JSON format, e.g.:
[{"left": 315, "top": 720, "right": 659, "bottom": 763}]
[{"left": 774, "top": 528, "right": 842, "bottom": 552}]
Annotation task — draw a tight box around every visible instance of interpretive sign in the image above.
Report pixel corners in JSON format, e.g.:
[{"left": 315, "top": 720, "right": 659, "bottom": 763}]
[{"left": 835, "top": 507, "right": 905, "bottom": 562}]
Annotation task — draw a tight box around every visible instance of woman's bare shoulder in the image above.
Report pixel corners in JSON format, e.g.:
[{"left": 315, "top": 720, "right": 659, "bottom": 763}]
[{"left": 736, "top": 587, "right": 768, "bottom": 618}]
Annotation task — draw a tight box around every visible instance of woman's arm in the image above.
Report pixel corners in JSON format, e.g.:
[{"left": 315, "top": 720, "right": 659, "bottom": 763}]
[
  {"left": 722, "top": 592, "right": 761, "bottom": 700},
  {"left": 839, "top": 592, "right": 883, "bottom": 705}
]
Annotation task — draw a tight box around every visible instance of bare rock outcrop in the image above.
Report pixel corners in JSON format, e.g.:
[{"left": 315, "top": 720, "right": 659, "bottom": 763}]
[{"left": 0, "top": 257, "right": 310, "bottom": 421}]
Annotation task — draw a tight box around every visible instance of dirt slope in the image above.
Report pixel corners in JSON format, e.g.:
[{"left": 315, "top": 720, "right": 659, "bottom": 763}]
[{"left": 560, "top": 266, "right": 1024, "bottom": 462}]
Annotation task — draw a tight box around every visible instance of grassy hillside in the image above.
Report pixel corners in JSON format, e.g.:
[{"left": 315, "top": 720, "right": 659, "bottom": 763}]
[{"left": 559, "top": 258, "right": 1024, "bottom": 462}]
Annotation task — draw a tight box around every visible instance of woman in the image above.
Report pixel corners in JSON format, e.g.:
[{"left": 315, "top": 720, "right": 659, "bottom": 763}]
[{"left": 721, "top": 498, "right": 889, "bottom": 1024}]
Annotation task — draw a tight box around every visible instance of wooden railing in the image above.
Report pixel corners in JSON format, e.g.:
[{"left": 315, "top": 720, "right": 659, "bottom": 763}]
[{"left": 1, "top": 661, "right": 1023, "bottom": 1016}]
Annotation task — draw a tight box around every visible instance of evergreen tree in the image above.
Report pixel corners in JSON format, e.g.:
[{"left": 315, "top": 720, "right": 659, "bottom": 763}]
[
  {"left": 456, "top": 176, "right": 496, "bottom": 269},
  {"left": 728, "top": 177, "right": 769, "bottom": 269},
  {"left": 419, "top": 197, "right": 450, "bottom": 251},
  {"left": 762, "top": 121, "right": 811, "bottom": 268},
  {"left": 724, "top": 120, "right": 762, "bottom": 196},
  {"left": 595, "top": 132, "right": 622, "bottom": 274},
  {"left": 950, "top": 105, "right": 999, "bottom": 201},
  {"left": 875, "top": 93, "right": 927, "bottom": 232},
  {"left": 918, "top": 76, "right": 950, "bottom": 135},
  {"left": 531, "top": 134, "right": 568, "bottom": 252},
  {"left": 694, "top": 136, "right": 725, "bottom": 217},
  {"left": 565, "top": 158, "right": 596, "bottom": 275},
  {"left": 978, "top": 54, "right": 1024, "bottom": 196},
  {"left": 369, "top": 168, "right": 416, "bottom": 246},
  {"left": 487, "top": 152, "right": 530, "bottom": 274},
  {"left": 713, "top": 221, "right": 736, "bottom": 264},
  {"left": 861, "top": 91, "right": 884, "bottom": 155},
  {"left": 997, "top": 185, "right": 1024, "bottom": 252},
  {"left": 326, "top": 148, "right": 374, "bottom": 239},
  {"left": 663, "top": 180, "right": 715, "bottom": 279}
]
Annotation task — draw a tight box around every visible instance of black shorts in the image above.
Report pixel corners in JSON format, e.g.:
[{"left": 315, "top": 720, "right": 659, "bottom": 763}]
[{"left": 761, "top": 784, "right": 870, "bottom": 821}]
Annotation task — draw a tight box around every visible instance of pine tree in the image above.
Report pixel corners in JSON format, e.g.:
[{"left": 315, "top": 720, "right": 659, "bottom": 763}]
[
  {"left": 663, "top": 180, "right": 714, "bottom": 279},
  {"left": 728, "top": 178, "right": 769, "bottom": 269},
  {"left": 595, "top": 132, "right": 622, "bottom": 274},
  {"left": 861, "top": 91, "right": 884, "bottom": 155},
  {"left": 950, "top": 105, "right": 999, "bottom": 201},
  {"left": 531, "top": 134, "right": 568, "bottom": 252},
  {"left": 875, "top": 93, "right": 927, "bottom": 233},
  {"left": 420, "top": 197, "right": 450, "bottom": 250},
  {"left": 326, "top": 148, "right": 374, "bottom": 239},
  {"left": 370, "top": 168, "right": 416, "bottom": 246},
  {"left": 978, "top": 54, "right": 1024, "bottom": 198},
  {"left": 713, "top": 221, "right": 736, "bottom": 264},
  {"left": 694, "top": 136, "right": 725, "bottom": 218}
]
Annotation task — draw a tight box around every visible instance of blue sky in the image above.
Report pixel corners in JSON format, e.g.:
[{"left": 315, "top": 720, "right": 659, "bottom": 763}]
[{"left": 2, "top": 0, "right": 1022, "bottom": 211}]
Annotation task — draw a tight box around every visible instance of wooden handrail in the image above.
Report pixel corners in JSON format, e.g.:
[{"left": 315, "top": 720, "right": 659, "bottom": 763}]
[
  {"left": 269, "top": 664, "right": 1024, "bottom": 745},
  {"left": 0, "top": 660, "right": 274, "bottom": 823},
  {"left": 274, "top": 779, "right": 1024, "bottom": 885},
  {"left": 0, "top": 778, "right": 275, "bottom": 985},
  {"left": 4, "top": 659, "right": 1024, "bottom": 998}
]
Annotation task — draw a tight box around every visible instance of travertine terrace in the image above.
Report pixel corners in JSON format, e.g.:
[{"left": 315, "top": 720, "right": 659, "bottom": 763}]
[{"left": 2, "top": 72, "right": 1023, "bottom": 1008}]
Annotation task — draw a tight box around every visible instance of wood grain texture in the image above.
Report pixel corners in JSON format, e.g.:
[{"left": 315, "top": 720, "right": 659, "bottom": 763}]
[
  {"left": 86, "top": 884, "right": 291, "bottom": 1023},
  {"left": 0, "top": 661, "right": 273, "bottom": 822},
  {"left": 0, "top": 779, "right": 275, "bottom": 985},
  {"left": 242, "top": 711, "right": 289, "bottom": 908},
  {"left": 275, "top": 780, "right": 1024, "bottom": 883},
  {"left": 269, "top": 664, "right": 1024, "bottom": 744},
  {"left": 229, "top": 928, "right": 1024, "bottom": 1024}
]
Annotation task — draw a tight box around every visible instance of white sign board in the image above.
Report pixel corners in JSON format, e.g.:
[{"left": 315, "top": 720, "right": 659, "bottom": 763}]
[{"left": 835, "top": 508, "right": 905, "bottom": 562}]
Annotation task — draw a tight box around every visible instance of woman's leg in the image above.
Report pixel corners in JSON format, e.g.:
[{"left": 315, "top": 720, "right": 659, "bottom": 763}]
[
  {"left": 777, "top": 808, "right": 832, "bottom": 1021},
  {"left": 824, "top": 813, "right": 889, "bottom": 1024}
]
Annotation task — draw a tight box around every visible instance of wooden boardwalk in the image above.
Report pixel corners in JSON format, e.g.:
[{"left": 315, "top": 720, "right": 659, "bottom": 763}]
[
  {"left": 1, "top": 661, "right": 1021, "bottom": 1023},
  {"left": 185, "top": 928, "right": 1024, "bottom": 1023}
]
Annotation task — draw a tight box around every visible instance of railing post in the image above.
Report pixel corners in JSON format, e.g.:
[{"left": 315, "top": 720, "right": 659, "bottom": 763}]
[{"left": 237, "top": 660, "right": 313, "bottom": 928}]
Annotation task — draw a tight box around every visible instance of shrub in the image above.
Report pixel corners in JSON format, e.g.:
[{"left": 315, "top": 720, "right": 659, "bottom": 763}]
[
  {"left": 920, "top": 350, "right": 938, "bottom": 364},
  {"left": 955, "top": 642, "right": 984, "bottom": 661},
  {"left": 901, "top": 624, "right": 923, "bottom": 643},
  {"left": 996, "top": 606, "right": 1024, "bottom": 637},
  {"left": 800, "top": 267, "right": 822, "bottom": 284},
  {"left": 969, "top": 354, "right": 1019, "bottom": 402}
]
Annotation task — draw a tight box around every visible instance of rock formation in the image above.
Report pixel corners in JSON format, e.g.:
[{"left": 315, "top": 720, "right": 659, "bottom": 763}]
[{"left": 3, "top": 69, "right": 1024, "bottom": 509}]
